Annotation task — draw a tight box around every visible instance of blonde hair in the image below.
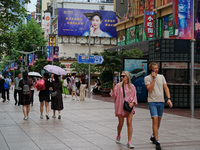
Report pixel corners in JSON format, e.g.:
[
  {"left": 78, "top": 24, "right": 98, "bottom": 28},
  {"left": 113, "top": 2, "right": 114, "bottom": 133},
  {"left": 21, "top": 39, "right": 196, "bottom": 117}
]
[{"left": 119, "top": 71, "right": 132, "bottom": 90}]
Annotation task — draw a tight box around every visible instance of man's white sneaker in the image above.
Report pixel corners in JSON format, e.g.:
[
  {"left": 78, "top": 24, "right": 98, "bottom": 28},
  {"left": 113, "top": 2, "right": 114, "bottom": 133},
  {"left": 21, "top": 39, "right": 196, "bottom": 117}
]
[
  {"left": 127, "top": 141, "right": 134, "bottom": 149},
  {"left": 40, "top": 115, "right": 43, "bottom": 119}
]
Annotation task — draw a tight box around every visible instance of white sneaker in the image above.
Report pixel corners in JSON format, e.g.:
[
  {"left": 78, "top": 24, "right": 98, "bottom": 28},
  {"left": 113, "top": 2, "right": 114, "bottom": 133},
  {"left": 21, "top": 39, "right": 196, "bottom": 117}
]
[
  {"left": 127, "top": 141, "right": 134, "bottom": 149},
  {"left": 52, "top": 115, "right": 56, "bottom": 118},
  {"left": 72, "top": 97, "right": 75, "bottom": 100},
  {"left": 40, "top": 115, "right": 43, "bottom": 119},
  {"left": 76, "top": 98, "right": 79, "bottom": 101}
]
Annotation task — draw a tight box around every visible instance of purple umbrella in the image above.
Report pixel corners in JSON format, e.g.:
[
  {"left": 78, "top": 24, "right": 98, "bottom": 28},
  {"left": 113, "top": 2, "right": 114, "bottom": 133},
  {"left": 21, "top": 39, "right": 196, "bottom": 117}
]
[{"left": 43, "top": 65, "right": 67, "bottom": 75}]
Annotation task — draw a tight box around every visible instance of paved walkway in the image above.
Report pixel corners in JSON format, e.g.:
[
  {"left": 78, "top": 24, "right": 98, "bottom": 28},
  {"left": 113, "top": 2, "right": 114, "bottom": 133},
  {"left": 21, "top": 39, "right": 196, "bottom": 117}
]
[{"left": 0, "top": 89, "right": 200, "bottom": 150}]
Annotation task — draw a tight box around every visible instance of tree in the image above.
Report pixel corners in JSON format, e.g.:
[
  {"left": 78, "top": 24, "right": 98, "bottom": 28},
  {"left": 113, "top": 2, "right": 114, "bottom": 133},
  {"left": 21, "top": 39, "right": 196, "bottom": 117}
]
[
  {"left": 95, "top": 48, "right": 143, "bottom": 87},
  {"left": 2, "top": 20, "right": 47, "bottom": 74},
  {"left": 70, "top": 62, "right": 97, "bottom": 74},
  {"left": 31, "top": 58, "right": 66, "bottom": 73},
  {"left": 0, "top": 0, "right": 30, "bottom": 54}
]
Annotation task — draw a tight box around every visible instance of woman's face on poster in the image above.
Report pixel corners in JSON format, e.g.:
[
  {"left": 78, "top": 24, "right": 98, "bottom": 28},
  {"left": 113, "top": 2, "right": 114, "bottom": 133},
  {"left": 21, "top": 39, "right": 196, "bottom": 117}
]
[{"left": 92, "top": 15, "right": 102, "bottom": 29}]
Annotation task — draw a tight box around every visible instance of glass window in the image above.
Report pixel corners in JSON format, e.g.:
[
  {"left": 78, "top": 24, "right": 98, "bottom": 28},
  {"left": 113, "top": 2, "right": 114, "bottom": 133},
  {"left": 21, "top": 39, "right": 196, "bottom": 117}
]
[{"left": 162, "top": 69, "right": 189, "bottom": 83}]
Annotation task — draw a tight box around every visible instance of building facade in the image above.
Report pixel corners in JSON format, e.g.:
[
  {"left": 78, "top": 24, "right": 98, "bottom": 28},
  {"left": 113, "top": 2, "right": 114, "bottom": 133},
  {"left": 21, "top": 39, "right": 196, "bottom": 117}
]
[{"left": 50, "top": 1, "right": 117, "bottom": 73}]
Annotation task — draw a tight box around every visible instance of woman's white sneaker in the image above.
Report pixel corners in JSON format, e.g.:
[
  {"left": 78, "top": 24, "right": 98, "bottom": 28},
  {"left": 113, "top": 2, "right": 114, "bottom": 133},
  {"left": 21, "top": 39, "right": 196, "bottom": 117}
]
[
  {"left": 116, "top": 135, "right": 121, "bottom": 143},
  {"left": 127, "top": 141, "right": 134, "bottom": 149}
]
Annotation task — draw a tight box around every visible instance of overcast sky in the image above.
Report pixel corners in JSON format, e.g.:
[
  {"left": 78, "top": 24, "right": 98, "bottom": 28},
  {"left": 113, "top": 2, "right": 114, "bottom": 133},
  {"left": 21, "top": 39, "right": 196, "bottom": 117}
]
[{"left": 27, "top": 0, "right": 37, "bottom": 13}]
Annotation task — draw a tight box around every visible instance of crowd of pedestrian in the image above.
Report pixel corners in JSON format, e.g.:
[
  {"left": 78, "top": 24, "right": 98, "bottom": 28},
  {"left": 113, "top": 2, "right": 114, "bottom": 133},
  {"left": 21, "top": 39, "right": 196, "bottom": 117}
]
[{"left": 0, "top": 63, "right": 173, "bottom": 149}]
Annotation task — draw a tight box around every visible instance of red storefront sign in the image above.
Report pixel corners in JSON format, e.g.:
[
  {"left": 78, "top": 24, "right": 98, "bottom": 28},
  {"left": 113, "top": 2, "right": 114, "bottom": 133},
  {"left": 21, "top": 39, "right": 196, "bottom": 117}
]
[{"left": 144, "top": 11, "right": 154, "bottom": 38}]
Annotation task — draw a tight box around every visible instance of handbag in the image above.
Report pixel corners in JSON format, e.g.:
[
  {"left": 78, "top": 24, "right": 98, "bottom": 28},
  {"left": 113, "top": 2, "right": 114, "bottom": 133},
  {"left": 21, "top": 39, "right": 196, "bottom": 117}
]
[
  {"left": 51, "top": 91, "right": 57, "bottom": 97},
  {"left": 122, "top": 84, "right": 133, "bottom": 113}
]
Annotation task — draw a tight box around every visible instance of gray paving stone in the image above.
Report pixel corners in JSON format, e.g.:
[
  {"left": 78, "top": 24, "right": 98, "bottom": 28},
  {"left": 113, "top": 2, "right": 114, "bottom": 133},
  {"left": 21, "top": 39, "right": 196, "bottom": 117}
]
[{"left": 0, "top": 88, "right": 199, "bottom": 150}]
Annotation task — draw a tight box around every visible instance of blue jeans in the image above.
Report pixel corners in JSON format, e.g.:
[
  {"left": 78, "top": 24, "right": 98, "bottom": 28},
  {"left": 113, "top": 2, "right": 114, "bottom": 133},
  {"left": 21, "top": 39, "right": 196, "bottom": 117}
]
[{"left": 148, "top": 102, "right": 165, "bottom": 118}]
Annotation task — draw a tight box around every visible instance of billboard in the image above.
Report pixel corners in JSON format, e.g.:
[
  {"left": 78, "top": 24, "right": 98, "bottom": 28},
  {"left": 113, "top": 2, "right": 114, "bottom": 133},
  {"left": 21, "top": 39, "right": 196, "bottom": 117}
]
[
  {"left": 124, "top": 59, "right": 148, "bottom": 102},
  {"left": 178, "top": 0, "right": 193, "bottom": 39},
  {"left": 144, "top": 11, "right": 155, "bottom": 38},
  {"left": 58, "top": 8, "right": 118, "bottom": 37}
]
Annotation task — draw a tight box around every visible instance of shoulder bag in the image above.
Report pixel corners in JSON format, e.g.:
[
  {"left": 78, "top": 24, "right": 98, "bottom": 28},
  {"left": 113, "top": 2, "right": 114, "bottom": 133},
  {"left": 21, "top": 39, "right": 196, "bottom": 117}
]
[{"left": 122, "top": 84, "right": 133, "bottom": 113}]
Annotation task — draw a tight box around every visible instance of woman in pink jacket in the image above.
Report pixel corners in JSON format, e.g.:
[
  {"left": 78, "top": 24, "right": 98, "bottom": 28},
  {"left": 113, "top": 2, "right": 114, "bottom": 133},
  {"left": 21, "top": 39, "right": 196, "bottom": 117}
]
[{"left": 110, "top": 71, "right": 137, "bottom": 149}]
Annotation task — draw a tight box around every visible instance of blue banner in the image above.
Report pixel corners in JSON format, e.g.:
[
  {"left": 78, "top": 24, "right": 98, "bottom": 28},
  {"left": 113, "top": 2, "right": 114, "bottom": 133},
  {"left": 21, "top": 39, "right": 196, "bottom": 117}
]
[
  {"left": 47, "top": 46, "right": 53, "bottom": 61},
  {"left": 58, "top": 8, "right": 118, "bottom": 37},
  {"left": 29, "top": 54, "right": 34, "bottom": 66},
  {"left": 10, "top": 62, "right": 14, "bottom": 70},
  {"left": 178, "top": 0, "right": 193, "bottom": 39}
]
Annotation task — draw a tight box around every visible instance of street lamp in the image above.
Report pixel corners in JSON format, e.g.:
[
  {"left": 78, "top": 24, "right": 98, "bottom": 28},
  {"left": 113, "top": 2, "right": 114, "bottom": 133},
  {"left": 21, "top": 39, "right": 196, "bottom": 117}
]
[{"left": 84, "top": 12, "right": 93, "bottom": 98}]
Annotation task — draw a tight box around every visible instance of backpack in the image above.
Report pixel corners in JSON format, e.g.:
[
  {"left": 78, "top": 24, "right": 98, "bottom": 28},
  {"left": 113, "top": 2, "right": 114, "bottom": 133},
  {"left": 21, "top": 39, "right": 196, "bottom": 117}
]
[
  {"left": 23, "top": 79, "right": 30, "bottom": 95},
  {"left": 62, "top": 79, "right": 68, "bottom": 87},
  {"left": 4, "top": 79, "right": 10, "bottom": 90},
  {"left": 36, "top": 79, "right": 45, "bottom": 91}
]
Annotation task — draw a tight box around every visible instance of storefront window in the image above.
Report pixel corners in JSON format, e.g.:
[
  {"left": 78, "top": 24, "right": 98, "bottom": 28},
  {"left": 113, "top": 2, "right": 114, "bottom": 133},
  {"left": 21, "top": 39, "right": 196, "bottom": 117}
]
[{"left": 162, "top": 69, "right": 189, "bottom": 83}]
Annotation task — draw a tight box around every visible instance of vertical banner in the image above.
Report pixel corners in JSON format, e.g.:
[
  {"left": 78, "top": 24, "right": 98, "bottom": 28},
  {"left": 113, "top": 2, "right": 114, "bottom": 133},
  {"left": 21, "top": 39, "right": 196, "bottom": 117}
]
[
  {"left": 49, "top": 37, "right": 56, "bottom": 46},
  {"left": 53, "top": 46, "right": 59, "bottom": 62},
  {"left": 34, "top": 54, "right": 38, "bottom": 62},
  {"left": 47, "top": 46, "right": 53, "bottom": 61},
  {"left": 10, "top": 62, "right": 14, "bottom": 71},
  {"left": 14, "top": 63, "right": 18, "bottom": 70},
  {"left": 195, "top": 0, "right": 200, "bottom": 40},
  {"left": 44, "top": 12, "right": 51, "bottom": 40},
  {"left": 144, "top": 11, "right": 155, "bottom": 38},
  {"left": 173, "top": 0, "right": 178, "bottom": 28},
  {"left": 5, "top": 65, "right": 9, "bottom": 72},
  {"left": 178, "top": 0, "right": 193, "bottom": 39},
  {"left": 29, "top": 54, "right": 34, "bottom": 66}
]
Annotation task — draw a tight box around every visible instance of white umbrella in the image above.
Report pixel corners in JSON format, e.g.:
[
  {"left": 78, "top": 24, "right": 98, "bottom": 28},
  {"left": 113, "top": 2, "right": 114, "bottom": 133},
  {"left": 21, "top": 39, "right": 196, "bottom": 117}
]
[
  {"left": 43, "top": 65, "right": 67, "bottom": 75},
  {"left": 28, "top": 72, "right": 42, "bottom": 77}
]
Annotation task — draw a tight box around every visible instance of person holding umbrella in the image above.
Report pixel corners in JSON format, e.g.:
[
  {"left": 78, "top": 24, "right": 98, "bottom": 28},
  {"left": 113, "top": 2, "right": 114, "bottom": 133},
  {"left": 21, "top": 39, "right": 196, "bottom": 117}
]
[
  {"left": 51, "top": 74, "right": 64, "bottom": 119},
  {"left": 38, "top": 73, "right": 52, "bottom": 119}
]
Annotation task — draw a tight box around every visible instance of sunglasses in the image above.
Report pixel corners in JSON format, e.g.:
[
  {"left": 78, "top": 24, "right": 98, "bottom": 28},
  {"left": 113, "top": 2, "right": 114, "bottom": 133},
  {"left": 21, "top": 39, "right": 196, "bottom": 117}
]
[{"left": 120, "top": 75, "right": 126, "bottom": 78}]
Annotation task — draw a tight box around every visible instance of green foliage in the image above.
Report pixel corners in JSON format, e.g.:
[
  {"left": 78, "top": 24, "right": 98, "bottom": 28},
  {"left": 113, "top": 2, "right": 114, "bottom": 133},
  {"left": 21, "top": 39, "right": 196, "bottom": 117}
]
[
  {"left": 0, "top": 0, "right": 30, "bottom": 32},
  {"left": 1, "top": 20, "right": 47, "bottom": 75},
  {"left": 99, "top": 70, "right": 113, "bottom": 89},
  {"left": 31, "top": 58, "right": 65, "bottom": 73},
  {"left": 95, "top": 48, "right": 143, "bottom": 87},
  {"left": 0, "top": 0, "right": 30, "bottom": 54},
  {"left": 70, "top": 62, "right": 97, "bottom": 74}
]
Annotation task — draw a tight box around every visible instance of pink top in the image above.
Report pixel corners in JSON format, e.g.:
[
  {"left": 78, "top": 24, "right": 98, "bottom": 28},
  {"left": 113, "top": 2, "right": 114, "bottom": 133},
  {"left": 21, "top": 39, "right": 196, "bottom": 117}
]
[{"left": 110, "top": 83, "right": 138, "bottom": 117}]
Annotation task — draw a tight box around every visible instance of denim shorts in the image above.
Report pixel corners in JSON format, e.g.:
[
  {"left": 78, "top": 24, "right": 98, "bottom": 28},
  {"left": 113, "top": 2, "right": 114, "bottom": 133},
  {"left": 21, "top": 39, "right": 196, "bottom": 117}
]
[{"left": 148, "top": 102, "right": 165, "bottom": 118}]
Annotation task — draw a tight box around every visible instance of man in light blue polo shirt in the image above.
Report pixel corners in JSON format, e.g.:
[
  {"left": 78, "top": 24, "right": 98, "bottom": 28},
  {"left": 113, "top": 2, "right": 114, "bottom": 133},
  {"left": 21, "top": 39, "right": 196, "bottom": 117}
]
[{"left": 14, "top": 73, "right": 22, "bottom": 106}]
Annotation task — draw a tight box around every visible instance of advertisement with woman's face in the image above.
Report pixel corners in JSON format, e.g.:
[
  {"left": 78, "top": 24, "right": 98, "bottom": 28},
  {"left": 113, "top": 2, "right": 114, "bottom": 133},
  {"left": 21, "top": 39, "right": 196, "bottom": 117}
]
[{"left": 58, "top": 8, "right": 118, "bottom": 37}]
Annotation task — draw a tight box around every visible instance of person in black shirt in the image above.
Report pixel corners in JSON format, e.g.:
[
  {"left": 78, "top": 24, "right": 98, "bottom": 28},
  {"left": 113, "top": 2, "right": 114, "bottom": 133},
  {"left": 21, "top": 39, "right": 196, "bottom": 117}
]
[
  {"left": 39, "top": 73, "right": 52, "bottom": 119},
  {"left": 19, "top": 72, "right": 31, "bottom": 120},
  {"left": 0, "top": 75, "right": 5, "bottom": 102}
]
